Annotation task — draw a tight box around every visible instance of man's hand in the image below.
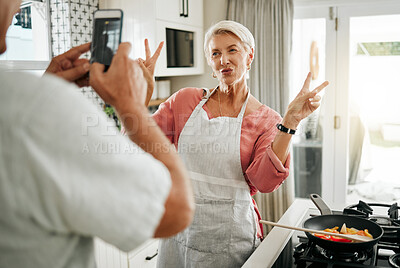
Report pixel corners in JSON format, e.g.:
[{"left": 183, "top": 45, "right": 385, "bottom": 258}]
[
  {"left": 90, "top": 42, "right": 147, "bottom": 110},
  {"left": 45, "top": 43, "right": 91, "bottom": 87}
]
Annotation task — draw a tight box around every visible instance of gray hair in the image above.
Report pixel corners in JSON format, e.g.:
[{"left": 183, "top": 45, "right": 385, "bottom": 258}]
[{"left": 203, "top": 20, "right": 255, "bottom": 59}]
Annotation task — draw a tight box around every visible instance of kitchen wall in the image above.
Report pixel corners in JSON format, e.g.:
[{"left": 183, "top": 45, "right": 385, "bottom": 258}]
[{"left": 168, "top": 0, "right": 227, "bottom": 93}]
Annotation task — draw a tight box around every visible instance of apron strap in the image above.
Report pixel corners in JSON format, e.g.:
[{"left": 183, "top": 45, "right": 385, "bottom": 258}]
[
  {"left": 237, "top": 89, "right": 250, "bottom": 119},
  {"left": 199, "top": 87, "right": 250, "bottom": 119}
]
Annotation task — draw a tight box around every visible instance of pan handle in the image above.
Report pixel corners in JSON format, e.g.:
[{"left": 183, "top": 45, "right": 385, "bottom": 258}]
[{"left": 310, "top": 193, "right": 332, "bottom": 215}]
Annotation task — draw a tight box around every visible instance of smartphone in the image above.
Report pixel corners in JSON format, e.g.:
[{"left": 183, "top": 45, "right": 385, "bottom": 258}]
[{"left": 90, "top": 9, "right": 123, "bottom": 71}]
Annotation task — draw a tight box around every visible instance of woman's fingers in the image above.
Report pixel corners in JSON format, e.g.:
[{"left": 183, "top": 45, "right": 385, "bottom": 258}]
[
  {"left": 312, "top": 81, "right": 329, "bottom": 94},
  {"left": 300, "top": 72, "right": 312, "bottom": 92},
  {"left": 151, "top": 41, "right": 164, "bottom": 62},
  {"left": 145, "top": 39, "right": 151, "bottom": 61}
]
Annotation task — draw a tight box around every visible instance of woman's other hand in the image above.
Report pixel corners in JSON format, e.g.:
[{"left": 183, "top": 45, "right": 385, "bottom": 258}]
[
  {"left": 45, "top": 43, "right": 91, "bottom": 87},
  {"left": 90, "top": 42, "right": 147, "bottom": 110},
  {"left": 283, "top": 72, "right": 329, "bottom": 128},
  {"left": 137, "top": 39, "right": 164, "bottom": 105}
]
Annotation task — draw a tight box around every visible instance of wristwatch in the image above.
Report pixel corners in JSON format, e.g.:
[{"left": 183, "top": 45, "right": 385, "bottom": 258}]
[{"left": 276, "top": 123, "right": 296, "bottom": 135}]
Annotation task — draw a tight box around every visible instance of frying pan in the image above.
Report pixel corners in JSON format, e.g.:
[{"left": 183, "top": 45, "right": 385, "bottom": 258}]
[{"left": 303, "top": 194, "right": 384, "bottom": 252}]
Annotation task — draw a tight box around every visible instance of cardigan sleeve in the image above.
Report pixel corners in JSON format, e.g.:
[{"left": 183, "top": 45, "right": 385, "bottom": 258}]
[
  {"left": 244, "top": 111, "right": 290, "bottom": 193},
  {"left": 152, "top": 94, "right": 176, "bottom": 144}
]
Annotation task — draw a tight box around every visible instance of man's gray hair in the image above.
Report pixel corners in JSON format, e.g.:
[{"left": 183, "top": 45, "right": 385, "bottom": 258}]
[{"left": 203, "top": 20, "right": 255, "bottom": 59}]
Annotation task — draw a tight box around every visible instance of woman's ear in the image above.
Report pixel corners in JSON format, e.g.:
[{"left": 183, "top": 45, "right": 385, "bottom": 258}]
[{"left": 247, "top": 48, "right": 254, "bottom": 66}]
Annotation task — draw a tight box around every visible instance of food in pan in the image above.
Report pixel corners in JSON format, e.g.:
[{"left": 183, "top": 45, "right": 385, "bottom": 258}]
[{"left": 314, "top": 223, "right": 373, "bottom": 243}]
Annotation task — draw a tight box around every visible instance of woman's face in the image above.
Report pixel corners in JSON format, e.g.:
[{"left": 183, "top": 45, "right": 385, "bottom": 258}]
[{"left": 208, "top": 33, "right": 253, "bottom": 87}]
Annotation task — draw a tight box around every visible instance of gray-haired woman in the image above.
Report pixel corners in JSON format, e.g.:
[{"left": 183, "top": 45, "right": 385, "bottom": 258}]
[{"left": 138, "top": 20, "right": 329, "bottom": 267}]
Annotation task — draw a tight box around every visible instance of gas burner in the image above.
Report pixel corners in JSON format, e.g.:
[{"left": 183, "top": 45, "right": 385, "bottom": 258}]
[
  {"left": 370, "top": 216, "right": 400, "bottom": 227},
  {"left": 389, "top": 253, "right": 400, "bottom": 268},
  {"left": 345, "top": 201, "right": 400, "bottom": 220},
  {"left": 318, "top": 246, "right": 370, "bottom": 263}
]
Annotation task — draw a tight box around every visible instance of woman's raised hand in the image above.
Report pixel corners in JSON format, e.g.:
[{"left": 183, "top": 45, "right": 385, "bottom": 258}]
[
  {"left": 283, "top": 72, "right": 329, "bottom": 129},
  {"left": 137, "top": 39, "right": 164, "bottom": 105}
]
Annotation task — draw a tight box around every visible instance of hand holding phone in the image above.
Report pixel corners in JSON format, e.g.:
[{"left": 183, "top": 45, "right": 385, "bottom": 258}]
[{"left": 90, "top": 9, "right": 123, "bottom": 71}]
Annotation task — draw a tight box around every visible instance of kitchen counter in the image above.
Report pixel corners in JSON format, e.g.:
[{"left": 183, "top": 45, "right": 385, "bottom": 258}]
[{"left": 242, "top": 198, "right": 313, "bottom": 268}]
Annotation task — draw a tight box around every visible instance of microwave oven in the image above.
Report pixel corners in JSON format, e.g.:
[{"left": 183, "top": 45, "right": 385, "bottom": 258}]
[
  {"left": 155, "top": 20, "right": 204, "bottom": 77},
  {"left": 166, "top": 28, "right": 194, "bottom": 68}
]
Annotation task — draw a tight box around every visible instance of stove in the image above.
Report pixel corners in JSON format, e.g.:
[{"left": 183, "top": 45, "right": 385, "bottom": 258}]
[{"left": 271, "top": 200, "right": 400, "bottom": 268}]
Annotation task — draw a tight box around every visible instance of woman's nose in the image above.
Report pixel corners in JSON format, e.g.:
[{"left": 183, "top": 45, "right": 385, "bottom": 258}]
[{"left": 220, "top": 53, "right": 230, "bottom": 65}]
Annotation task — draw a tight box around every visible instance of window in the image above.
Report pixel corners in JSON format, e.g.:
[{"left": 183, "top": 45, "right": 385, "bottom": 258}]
[{"left": 0, "top": 0, "right": 51, "bottom": 71}]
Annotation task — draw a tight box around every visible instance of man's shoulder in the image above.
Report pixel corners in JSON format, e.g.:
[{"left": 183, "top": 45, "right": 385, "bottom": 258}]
[{"left": 0, "top": 71, "right": 101, "bottom": 130}]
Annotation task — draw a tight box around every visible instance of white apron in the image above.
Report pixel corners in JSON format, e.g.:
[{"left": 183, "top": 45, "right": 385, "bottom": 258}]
[{"left": 157, "top": 88, "right": 260, "bottom": 268}]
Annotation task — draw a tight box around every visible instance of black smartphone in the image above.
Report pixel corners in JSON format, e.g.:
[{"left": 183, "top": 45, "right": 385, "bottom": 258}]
[{"left": 90, "top": 9, "right": 123, "bottom": 71}]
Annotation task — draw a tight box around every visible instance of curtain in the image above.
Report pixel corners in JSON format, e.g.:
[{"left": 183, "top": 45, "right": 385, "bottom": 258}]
[{"left": 227, "top": 0, "right": 295, "bottom": 234}]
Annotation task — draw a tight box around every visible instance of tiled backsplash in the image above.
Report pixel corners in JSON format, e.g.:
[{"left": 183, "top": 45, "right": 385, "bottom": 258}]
[
  {"left": 50, "top": 0, "right": 98, "bottom": 56},
  {"left": 49, "top": 0, "right": 103, "bottom": 108}
]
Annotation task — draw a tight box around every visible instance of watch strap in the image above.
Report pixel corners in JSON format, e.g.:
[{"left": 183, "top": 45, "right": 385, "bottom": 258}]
[{"left": 276, "top": 123, "right": 296, "bottom": 135}]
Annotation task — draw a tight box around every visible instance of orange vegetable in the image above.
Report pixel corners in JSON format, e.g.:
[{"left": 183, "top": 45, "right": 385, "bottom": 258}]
[{"left": 313, "top": 223, "right": 372, "bottom": 243}]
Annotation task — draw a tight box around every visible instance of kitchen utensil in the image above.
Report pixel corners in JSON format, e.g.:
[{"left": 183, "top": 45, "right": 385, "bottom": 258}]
[
  {"left": 304, "top": 193, "right": 383, "bottom": 252},
  {"left": 260, "top": 220, "right": 372, "bottom": 242}
]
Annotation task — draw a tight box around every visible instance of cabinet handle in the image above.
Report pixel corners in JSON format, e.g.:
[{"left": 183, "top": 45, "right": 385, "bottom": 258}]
[
  {"left": 184, "top": 0, "right": 189, "bottom": 17},
  {"left": 145, "top": 250, "right": 158, "bottom": 261},
  {"left": 180, "top": 0, "right": 185, "bottom": 17}
]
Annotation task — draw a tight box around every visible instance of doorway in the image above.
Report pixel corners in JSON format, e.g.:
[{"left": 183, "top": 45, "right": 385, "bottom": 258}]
[
  {"left": 343, "top": 12, "right": 400, "bottom": 204},
  {"left": 292, "top": 1, "right": 400, "bottom": 206}
]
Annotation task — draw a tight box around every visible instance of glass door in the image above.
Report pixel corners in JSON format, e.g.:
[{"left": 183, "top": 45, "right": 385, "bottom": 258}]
[
  {"left": 293, "top": 1, "right": 400, "bottom": 207},
  {"left": 291, "top": 7, "right": 337, "bottom": 203},
  {"left": 335, "top": 3, "right": 400, "bottom": 205}
]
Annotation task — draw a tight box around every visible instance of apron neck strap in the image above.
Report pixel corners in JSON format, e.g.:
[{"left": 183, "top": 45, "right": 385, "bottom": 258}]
[
  {"left": 200, "top": 87, "right": 250, "bottom": 119},
  {"left": 237, "top": 89, "right": 250, "bottom": 118}
]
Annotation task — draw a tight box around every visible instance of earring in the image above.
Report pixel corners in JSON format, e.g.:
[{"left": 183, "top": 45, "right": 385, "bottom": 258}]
[
  {"left": 212, "top": 72, "right": 217, "bottom": 78},
  {"left": 247, "top": 65, "right": 251, "bottom": 71}
]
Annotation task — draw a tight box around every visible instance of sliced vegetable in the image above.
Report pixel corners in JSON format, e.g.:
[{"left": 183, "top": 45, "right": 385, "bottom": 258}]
[
  {"left": 313, "top": 223, "right": 373, "bottom": 243},
  {"left": 331, "top": 236, "right": 352, "bottom": 243}
]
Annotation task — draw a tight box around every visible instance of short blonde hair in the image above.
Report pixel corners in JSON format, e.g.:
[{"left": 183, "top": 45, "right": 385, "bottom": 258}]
[{"left": 204, "top": 20, "right": 255, "bottom": 59}]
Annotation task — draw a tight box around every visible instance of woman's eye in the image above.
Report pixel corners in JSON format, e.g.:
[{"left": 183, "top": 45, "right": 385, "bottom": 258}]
[
  {"left": 212, "top": 52, "right": 219, "bottom": 57},
  {"left": 230, "top": 48, "right": 237, "bottom": 52}
]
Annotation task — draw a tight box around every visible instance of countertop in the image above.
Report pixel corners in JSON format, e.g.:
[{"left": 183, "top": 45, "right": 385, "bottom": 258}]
[{"left": 242, "top": 198, "right": 313, "bottom": 268}]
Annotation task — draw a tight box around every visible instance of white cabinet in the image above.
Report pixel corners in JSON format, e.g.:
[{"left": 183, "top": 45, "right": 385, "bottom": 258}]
[
  {"left": 154, "top": 0, "right": 204, "bottom": 76},
  {"left": 95, "top": 238, "right": 159, "bottom": 268},
  {"left": 155, "top": 0, "right": 203, "bottom": 27},
  {"left": 128, "top": 238, "right": 159, "bottom": 267},
  {"left": 99, "top": 0, "right": 204, "bottom": 76},
  {"left": 99, "top": 0, "right": 157, "bottom": 61}
]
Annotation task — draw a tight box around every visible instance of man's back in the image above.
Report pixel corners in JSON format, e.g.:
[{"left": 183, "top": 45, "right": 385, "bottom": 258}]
[{"left": 0, "top": 71, "right": 172, "bottom": 268}]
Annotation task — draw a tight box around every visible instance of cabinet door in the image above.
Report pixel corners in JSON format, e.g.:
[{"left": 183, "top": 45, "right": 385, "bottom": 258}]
[
  {"left": 94, "top": 238, "right": 129, "bottom": 268},
  {"left": 129, "top": 239, "right": 159, "bottom": 268},
  {"left": 156, "top": 0, "right": 203, "bottom": 27},
  {"left": 100, "top": 0, "right": 157, "bottom": 60}
]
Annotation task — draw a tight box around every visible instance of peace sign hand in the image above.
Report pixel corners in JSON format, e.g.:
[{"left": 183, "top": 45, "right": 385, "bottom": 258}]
[
  {"left": 282, "top": 72, "right": 329, "bottom": 129},
  {"left": 137, "top": 39, "right": 164, "bottom": 105}
]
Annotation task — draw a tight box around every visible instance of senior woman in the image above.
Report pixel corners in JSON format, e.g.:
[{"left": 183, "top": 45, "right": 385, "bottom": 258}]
[{"left": 138, "top": 20, "right": 328, "bottom": 268}]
